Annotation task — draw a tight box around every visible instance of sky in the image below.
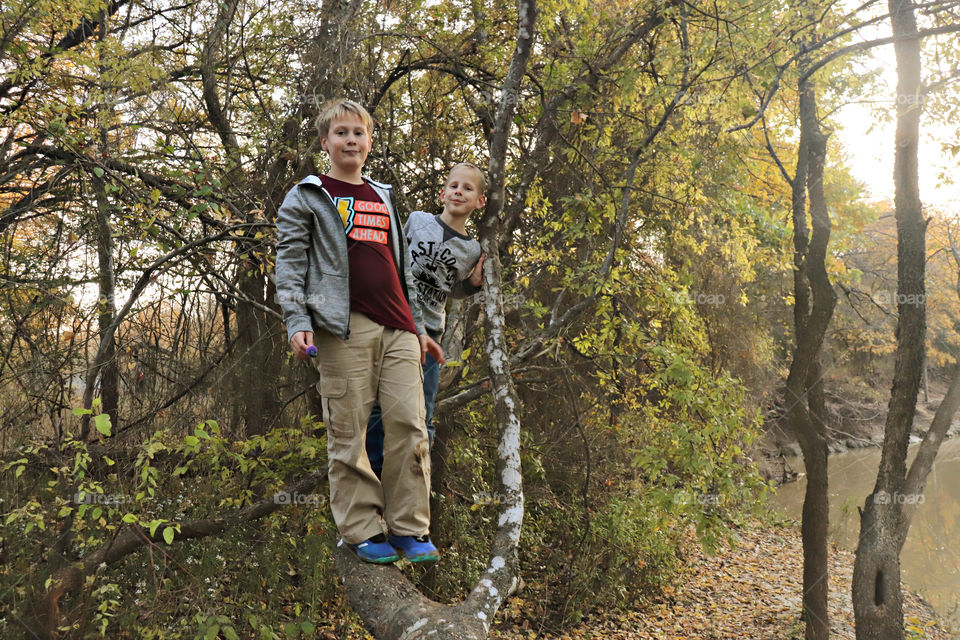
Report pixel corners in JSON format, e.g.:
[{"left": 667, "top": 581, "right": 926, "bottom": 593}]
[{"left": 836, "top": 23, "right": 960, "bottom": 213}]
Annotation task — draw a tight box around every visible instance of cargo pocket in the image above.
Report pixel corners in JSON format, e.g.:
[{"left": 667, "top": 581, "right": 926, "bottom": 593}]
[{"left": 319, "top": 375, "right": 351, "bottom": 440}]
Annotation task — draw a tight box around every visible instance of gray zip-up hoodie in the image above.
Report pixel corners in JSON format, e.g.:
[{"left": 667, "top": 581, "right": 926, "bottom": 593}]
[{"left": 274, "top": 174, "right": 425, "bottom": 342}]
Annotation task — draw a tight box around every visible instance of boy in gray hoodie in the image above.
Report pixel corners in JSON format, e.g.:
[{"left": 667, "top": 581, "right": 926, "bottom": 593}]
[{"left": 275, "top": 99, "right": 442, "bottom": 564}]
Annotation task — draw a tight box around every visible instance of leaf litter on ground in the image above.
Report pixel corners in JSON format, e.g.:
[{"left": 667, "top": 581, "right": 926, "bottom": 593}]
[{"left": 490, "top": 521, "right": 957, "bottom": 640}]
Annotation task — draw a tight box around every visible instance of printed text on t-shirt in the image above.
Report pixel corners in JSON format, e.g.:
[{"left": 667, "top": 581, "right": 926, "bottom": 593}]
[{"left": 335, "top": 197, "right": 390, "bottom": 244}]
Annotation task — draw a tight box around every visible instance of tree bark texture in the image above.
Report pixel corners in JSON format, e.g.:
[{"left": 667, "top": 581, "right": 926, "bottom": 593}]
[
  {"left": 853, "top": 0, "right": 924, "bottom": 637},
  {"left": 92, "top": 173, "right": 120, "bottom": 430},
  {"left": 783, "top": 77, "right": 836, "bottom": 640}
]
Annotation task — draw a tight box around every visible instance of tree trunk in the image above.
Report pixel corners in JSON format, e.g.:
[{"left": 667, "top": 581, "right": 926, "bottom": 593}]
[
  {"left": 782, "top": 75, "right": 836, "bottom": 640},
  {"left": 233, "top": 264, "right": 283, "bottom": 436},
  {"left": 852, "top": 0, "right": 924, "bottom": 637},
  {"left": 92, "top": 173, "right": 120, "bottom": 430},
  {"left": 79, "top": 8, "right": 120, "bottom": 440}
]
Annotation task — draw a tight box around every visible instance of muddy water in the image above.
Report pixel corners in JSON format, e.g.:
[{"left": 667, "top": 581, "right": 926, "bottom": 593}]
[{"left": 771, "top": 437, "right": 960, "bottom": 626}]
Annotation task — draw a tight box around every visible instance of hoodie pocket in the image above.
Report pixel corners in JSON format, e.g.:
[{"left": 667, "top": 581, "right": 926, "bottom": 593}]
[{"left": 309, "top": 272, "right": 348, "bottom": 335}]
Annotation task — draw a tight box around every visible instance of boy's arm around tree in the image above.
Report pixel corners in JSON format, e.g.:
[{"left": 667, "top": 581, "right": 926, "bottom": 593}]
[{"left": 451, "top": 253, "right": 485, "bottom": 298}]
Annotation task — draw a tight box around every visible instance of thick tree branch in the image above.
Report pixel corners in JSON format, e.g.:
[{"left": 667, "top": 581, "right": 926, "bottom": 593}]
[{"left": 200, "top": 0, "right": 241, "bottom": 154}]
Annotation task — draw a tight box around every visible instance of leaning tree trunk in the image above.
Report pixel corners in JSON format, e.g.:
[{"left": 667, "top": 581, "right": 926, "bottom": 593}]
[
  {"left": 782, "top": 74, "right": 836, "bottom": 640},
  {"left": 852, "top": 0, "right": 924, "bottom": 637},
  {"left": 334, "top": 1, "right": 538, "bottom": 638}
]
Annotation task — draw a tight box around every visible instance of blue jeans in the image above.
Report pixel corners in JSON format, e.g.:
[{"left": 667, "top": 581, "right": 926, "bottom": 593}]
[{"left": 366, "top": 350, "right": 440, "bottom": 478}]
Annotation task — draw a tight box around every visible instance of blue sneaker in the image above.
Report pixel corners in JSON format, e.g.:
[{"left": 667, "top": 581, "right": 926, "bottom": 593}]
[
  {"left": 341, "top": 535, "right": 399, "bottom": 564},
  {"left": 388, "top": 534, "right": 439, "bottom": 562}
]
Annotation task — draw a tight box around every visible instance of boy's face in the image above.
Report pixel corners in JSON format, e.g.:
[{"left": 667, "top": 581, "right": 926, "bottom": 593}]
[
  {"left": 321, "top": 114, "right": 372, "bottom": 175},
  {"left": 440, "top": 166, "right": 486, "bottom": 218}
]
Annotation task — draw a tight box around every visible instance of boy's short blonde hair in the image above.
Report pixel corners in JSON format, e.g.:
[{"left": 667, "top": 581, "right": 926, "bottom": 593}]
[
  {"left": 315, "top": 99, "right": 374, "bottom": 139},
  {"left": 449, "top": 162, "right": 487, "bottom": 195}
]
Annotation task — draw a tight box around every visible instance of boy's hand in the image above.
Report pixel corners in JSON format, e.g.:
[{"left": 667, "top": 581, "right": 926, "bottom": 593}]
[
  {"left": 419, "top": 334, "right": 445, "bottom": 365},
  {"left": 469, "top": 253, "right": 486, "bottom": 287},
  {"left": 290, "top": 331, "right": 315, "bottom": 360}
]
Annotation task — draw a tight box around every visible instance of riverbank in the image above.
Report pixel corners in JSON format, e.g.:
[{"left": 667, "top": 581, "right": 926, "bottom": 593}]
[
  {"left": 490, "top": 520, "right": 957, "bottom": 640},
  {"left": 760, "top": 376, "right": 960, "bottom": 481}
]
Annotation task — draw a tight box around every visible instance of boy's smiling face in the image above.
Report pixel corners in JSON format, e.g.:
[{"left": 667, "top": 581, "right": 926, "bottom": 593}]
[
  {"left": 440, "top": 166, "right": 486, "bottom": 219},
  {"left": 321, "top": 114, "right": 372, "bottom": 178}
]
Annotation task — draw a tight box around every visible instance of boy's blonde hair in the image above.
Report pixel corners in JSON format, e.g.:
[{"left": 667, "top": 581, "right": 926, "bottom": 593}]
[
  {"left": 449, "top": 162, "right": 487, "bottom": 195},
  {"left": 315, "top": 99, "right": 374, "bottom": 139}
]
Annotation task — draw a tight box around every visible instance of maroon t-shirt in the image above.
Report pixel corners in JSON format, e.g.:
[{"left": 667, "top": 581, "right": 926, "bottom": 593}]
[{"left": 321, "top": 175, "right": 417, "bottom": 334}]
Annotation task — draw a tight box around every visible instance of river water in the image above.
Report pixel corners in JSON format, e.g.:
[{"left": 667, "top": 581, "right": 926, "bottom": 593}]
[{"left": 771, "top": 437, "right": 960, "bottom": 626}]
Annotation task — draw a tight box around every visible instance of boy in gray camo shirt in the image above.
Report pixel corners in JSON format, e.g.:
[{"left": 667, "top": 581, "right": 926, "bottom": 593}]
[{"left": 366, "top": 163, "right": 487, "bottom": 477}]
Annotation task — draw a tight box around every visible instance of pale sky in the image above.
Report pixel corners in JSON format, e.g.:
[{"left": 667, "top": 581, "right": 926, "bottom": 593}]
[{"left": 837, "top": 23, "right": 960, "bottom": 213}]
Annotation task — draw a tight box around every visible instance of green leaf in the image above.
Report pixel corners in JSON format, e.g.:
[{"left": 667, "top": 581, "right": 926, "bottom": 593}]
[
  {"left": 183, "top": 435, "right": 199, "bottom": 447},
  {"left": 163, "top": 527, "right": 175, "bottom": 544},
  {"left": 94, "top": 414, "right": 112, "bottom": 436},
  {"left": 122, "top": 513, "right": 137, "bottom": 523},
  {"left": 73, "top": 407, "right": 92, "bottom": 416},
  {"left": 300, "top": 621, "right": 316, "bottom": 634},
  {"left": 223, "top": 626, "right": 240, "bottom": 640},
  {"left": 93, "top": 167, "right": 105, "bottom": 177}
]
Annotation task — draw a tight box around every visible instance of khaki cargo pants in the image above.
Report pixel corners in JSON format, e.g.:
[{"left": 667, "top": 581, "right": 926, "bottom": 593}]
[{"left": 313, "top": 312, "right": 431, "bottom": 544}]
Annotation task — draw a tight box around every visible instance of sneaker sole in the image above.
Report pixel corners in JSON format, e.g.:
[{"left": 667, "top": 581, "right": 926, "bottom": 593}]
[
  {"left": 343, "top": 541, "right": 399, "bottom": 564},
  {"left": 399, "top": 551, "right": 439, "bottom": 563},
  {"left": 358, "top": 554, "right": 399, "bottom": 564}
]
